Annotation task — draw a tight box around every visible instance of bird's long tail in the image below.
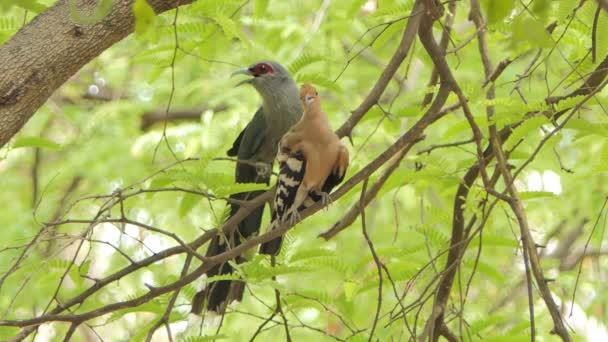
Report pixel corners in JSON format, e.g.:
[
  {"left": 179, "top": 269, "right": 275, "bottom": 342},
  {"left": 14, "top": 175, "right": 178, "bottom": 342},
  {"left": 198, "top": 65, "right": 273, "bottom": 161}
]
[
  {"left": 191, "top": 191, "right": 265, "bottom": 314},
  {"left": 191, "top": 239, "right": 234, "bottom": 314},
  {"left": 259, "top": 211, "right": 283, "bottom": 255}
]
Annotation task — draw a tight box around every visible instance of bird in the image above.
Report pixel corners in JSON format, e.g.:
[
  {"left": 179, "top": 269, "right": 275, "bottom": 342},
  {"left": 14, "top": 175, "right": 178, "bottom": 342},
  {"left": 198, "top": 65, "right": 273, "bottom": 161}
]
[
  {"left": 259, "top": 83, "right": 349, "bottom": 256},
  {"left": 191, "top": 61, "right": 302, "bottom": 315}
]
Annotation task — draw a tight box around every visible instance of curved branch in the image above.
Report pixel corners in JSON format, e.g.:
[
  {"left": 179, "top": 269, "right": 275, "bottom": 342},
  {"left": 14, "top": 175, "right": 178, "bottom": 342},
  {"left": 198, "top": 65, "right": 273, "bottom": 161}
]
[{"left": 335, "top": 0, "right": 424, "bottom": 140}]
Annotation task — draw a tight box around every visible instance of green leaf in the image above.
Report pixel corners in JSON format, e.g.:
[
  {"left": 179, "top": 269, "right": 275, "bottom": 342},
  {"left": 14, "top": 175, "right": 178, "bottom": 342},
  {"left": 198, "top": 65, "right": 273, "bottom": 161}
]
[
  {"left": 79, "top": 260, "right": 91, "bottom": 277},
  {"left": 7, "top": 0, "right": 47, "bottom": 13},
  {"left": 288, "top": 53, "right": 327, "bottom": 75},
  {"left": 532, "top": 0, "right": 551, "bottom": 19},
  {"left": 296, "top": 72, "right": 341, "bottom": 92},
  {"left": 368, "top": 0, "right": 415, "bottom": 22},
  {"left": 13, "top": 136, "right": 60, "bottom": 150},
  {"left": 133, "top": 0, "right": 156, "bottom": 35},
  {"left": 290, "top": 248, "right": 336, "bottom": 262},
  {"left": 254, "top": 0, "right": 269, "bottom": 17},
  {"left": 474, "top": 260, "right": 506, "bottom": 282},
  {"left": 0, "top": 17, "right": 17, "bottom": 32},
  {"left": 108, "top": 300, "right": 166, "bottom": 322},
  {"left": 179, "top": 192, "right": 201, "bottom": 218},
  {"left": 397, "top": 105, "right": 423, "bottom": 118},
  {"left": 483, "top": 235, "right": 518, "bottom": 248},
  {"left": 343, "top": 280, "right": 358, "bottom": 301},
  {"left": 512, "top": 16, "right": 552, "bottom": 48},
  {"left": 504, "top": 115, "right": 549, "bottom": 150},
  {"left": 564, "top": 118, "right": 608, "bottom": 137},
  {"left": 483, "top": 0, "right": 514, "bottom": 24},
  {"left": 468, "top": 314, "right": 508, "bottom": 336},
  {"left": 148, "top": 175, "right": 175, "bottom": 190},
  {"left": 0, "top": 327, "right": 19, "bottom": 340},
  {"left": 211, "top": 14, "right": 247, "bottom": 43},
  {"left": 166, "top": 169, "right": 200, "bottom": 185}
]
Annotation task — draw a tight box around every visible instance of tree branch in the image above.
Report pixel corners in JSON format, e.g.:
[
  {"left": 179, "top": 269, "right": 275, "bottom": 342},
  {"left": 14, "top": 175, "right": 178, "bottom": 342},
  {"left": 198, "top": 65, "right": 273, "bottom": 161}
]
[
  {"left": 140, "top": 105, "right": 228, "bottom": 130},
  {"left": 0, "top": 0, "right": 194, "bottom": 148},
  {"left": 335, "top": 0, "right": 424, "bottom": 140}
]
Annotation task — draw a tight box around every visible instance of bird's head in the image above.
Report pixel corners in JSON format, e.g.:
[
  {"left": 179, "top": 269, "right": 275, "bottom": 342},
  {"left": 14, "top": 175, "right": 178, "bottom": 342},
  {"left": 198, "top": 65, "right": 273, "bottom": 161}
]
[
  {"left": 231, "top": 61, "right": 293, "bottom": 95},
  {"left": 299, "top": 83, "right": 319, "bottom": 110}
]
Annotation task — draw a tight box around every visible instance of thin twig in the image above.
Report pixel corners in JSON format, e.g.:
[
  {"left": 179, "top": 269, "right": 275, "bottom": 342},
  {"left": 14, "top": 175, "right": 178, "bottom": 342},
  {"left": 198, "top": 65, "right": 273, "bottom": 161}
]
[{"left": 359, "top": 178, "right": 382, "bottom": 341}]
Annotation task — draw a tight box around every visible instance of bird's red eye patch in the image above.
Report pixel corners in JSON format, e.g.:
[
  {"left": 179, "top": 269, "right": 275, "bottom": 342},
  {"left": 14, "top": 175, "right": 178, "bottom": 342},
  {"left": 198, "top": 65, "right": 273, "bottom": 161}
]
[{"left": 249, "top": 63, "right": 274, "bottom": 76}]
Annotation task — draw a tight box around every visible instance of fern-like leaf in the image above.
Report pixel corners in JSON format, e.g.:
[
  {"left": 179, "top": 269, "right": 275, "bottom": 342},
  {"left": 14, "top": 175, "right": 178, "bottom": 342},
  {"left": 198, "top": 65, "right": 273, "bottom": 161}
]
[{"left": 288, "top": 53, "right": 327, "bottom": 75}]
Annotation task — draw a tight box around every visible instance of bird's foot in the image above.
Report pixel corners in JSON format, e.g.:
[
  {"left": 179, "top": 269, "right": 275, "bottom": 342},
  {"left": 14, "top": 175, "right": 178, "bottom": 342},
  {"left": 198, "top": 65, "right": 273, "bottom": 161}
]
[
  {"left": 255, "top": 162, "right": 272, "bottom": 178},
  {"left": 318, "top": 191, "right": 332, "bottom": 210},
  {"left": 287, "top": 210, "right": 301, "bottom": 226}
]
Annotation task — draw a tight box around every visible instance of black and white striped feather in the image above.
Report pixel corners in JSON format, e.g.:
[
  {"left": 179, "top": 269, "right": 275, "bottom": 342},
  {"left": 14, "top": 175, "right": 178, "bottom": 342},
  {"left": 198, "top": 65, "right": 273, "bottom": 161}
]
[
  {"left": 259, "top": 151, "right": 346, "bottom": 256},
  {"left": 259, "top": 150, "right": 305, "bottom": 255}
]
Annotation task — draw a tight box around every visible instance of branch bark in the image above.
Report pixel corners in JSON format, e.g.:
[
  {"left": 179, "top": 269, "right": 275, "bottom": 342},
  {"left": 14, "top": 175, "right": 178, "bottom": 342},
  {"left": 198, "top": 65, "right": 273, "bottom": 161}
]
[
  {"left": 335, "top": 0, "right": 424, "bottom": 140},
  {"left": 140, "top": 105, "right": 228, "bottom": 130},
  {"left": 0, "top": 0, "right": 193, "bottom": 148}
]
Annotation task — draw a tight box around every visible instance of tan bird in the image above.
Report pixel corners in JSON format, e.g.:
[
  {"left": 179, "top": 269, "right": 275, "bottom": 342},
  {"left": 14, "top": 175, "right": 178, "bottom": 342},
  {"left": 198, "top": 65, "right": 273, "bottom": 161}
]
[{"left": 259, "top": 83, "right": 349, "bottom": 255}]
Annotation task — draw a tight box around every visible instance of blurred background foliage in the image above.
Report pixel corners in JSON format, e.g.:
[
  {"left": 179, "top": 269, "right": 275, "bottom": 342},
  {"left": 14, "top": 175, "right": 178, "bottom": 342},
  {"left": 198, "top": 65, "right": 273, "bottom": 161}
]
[{"left": 1, "top": 0, "right": 608, "bottom": 340}]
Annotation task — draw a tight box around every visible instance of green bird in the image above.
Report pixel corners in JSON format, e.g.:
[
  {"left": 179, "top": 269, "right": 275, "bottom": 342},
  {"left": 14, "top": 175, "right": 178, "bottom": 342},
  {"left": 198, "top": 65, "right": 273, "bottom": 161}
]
[{"left": 191, "top": 61, "right": 302, "bottom": 315}]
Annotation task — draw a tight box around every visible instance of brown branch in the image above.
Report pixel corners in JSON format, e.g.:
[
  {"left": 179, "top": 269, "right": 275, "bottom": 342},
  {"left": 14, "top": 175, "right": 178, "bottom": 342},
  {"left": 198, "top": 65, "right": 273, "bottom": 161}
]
[
  {"left": 359, "top": 178, "right": 382, "bottom": 341},
  {"left": 31, "top": 146, "right": 42, "bottom": 208},
  {"left": 473, "top": 1, "right": 571, "bottom": 339},
  {"left": 546, "top": 54, "right": 608, "bottom": 105},
  {"left": 592, "top": 3, "right": 601, "bottom": 63},
  {"left": 274, "top": 285, "right": 291, "bottom": 342},
  {"left": 140, "top": 105, "right": 228, "bottom": 131},
  {"left": 0, "top": 82, "right": 452, "bottom": 335},
  {"left": 469, "top": 0, "right": 539, "bottom": 338},
  {"left": 335, "top": 0, "right": 424, "bottom": 140},
  {"left": 0, "top": 0, "right": 194, "bottom": 148},
  {"left": 416, "top": 137, "right": 474, "bottom": 155},
  {"left": 413, "top": 2, "right": 608, "bottom": 337},
  {"left": 145, "top": 254, "right": 193, "bottom": 342},
  {"left": 492, "top": 157, "right": 571, "bottom": 340},
  {"left": 340, "top": 39, "right": 405, "bottom": 86},
  {"left": 322, "top": 89, "right": 456, "bottom": 241},
  {"left": 418, "top": 13, "right": 491, "bottom": 191},
  {"left": 482, "top": 57, "right": 513, "bottom": 88},
  {"left": 319, "top": 136, "right": 423, "bottom": 240},
  {"left": 416, "top": 4, "right": 492, "bottom": 339},
  {"left": 421, "top": 0, "right": 457, "bottom": 107},
  {"left": 43, "top": 176, "right": 83, "bottom": 256}
]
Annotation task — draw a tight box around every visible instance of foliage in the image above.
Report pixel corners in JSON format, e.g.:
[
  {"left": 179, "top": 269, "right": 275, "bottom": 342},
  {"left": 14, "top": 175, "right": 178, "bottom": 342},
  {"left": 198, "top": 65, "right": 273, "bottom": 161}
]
[{"left": 1, "top": 0, "right": 608, "bottom": 341}]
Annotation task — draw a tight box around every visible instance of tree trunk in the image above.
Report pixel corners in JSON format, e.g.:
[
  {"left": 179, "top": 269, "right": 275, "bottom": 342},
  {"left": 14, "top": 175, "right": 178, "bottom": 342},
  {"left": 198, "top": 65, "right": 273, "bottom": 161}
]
[{"left": 0, "top": 0, "right": 193, "bottom": 148}]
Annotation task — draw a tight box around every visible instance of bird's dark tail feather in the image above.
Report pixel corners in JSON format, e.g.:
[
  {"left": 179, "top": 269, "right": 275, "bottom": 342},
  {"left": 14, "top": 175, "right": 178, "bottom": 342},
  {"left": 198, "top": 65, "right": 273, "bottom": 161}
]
[
  {"left": 191, "top": 191, "right": 265, "bottom": 315},
  {"left": 259, "top": 211, "right": 282, "bottom": 255},
  {"left": 259, "top": 236, "right": 283, "bottom": 255},
  {"left": 191, "top": 235, "right": 233, "bottom": 314}
]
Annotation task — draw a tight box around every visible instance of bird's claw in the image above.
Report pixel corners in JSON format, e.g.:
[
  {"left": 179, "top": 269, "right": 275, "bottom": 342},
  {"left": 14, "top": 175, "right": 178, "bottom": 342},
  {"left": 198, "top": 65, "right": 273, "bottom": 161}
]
[
  {"left": 319, "top": 191, "right": 331, "bottom": 210},
  {"left": 287, "top": 210, "right": 301, "bottom": 226}
]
